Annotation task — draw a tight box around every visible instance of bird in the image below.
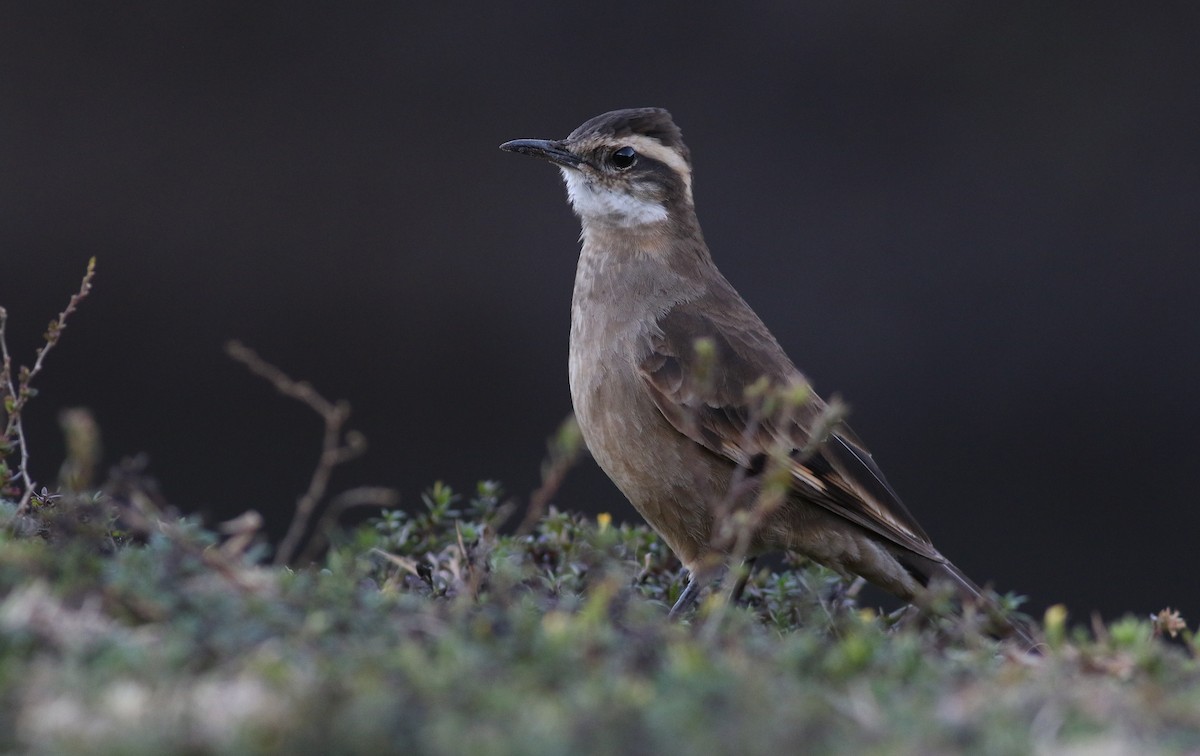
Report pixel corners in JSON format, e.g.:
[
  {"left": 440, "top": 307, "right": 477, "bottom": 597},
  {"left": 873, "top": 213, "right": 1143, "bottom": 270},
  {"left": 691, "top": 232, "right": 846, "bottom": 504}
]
[{"left": 500, "top": 107, "right": 1034, "bottom": 646}]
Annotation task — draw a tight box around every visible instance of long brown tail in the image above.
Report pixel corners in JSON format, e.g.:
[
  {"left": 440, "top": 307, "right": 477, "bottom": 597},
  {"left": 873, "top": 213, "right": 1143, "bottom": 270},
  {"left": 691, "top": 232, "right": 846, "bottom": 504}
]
[{"left": 922, "top": 558, "right": 1039, "bottom": 650}]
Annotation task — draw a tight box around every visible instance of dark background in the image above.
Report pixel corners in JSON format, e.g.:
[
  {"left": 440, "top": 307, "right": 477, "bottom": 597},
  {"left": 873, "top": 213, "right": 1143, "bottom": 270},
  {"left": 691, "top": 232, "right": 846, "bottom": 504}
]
[{"left": 3, "top": 2, "right": 1197, "bottom": 620}]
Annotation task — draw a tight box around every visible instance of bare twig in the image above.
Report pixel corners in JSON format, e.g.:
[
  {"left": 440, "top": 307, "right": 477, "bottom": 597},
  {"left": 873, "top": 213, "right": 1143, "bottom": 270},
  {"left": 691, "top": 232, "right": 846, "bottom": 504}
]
[
  {"left": 516, "top": 414, "right": 585, "bottom": 536},
  {"left": 218, "top": 509, "right": 265, "bottom": 560},
  {"left": 57, "top": 407, "right": 102, "bottom": 492},
  {"left": 701, "top": 379, "right": 847, "bottom": 632},
  {"left": 225, "top": 340, "right": 367, "bottom": 566},
  {"left": 1, "top": 257, "right": 97, "bottom": 513},
  {"left": 294, "top": 485, "right": 401, "bottom": 565},
  {"left": 105, "top": 460, "right": 266, "bottom": 593}
]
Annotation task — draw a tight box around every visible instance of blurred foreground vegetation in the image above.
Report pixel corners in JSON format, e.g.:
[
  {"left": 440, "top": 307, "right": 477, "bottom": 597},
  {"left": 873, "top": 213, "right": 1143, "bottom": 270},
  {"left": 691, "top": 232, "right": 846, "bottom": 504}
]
[{"left": 1, "top": 478, "right": 1198, "bottom": 755}]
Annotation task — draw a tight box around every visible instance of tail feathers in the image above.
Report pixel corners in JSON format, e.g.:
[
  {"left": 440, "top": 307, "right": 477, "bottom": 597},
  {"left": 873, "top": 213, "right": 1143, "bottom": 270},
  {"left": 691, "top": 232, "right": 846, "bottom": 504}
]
[{"left": 913, "top": 557, "right": 1039, "bottom": 651}]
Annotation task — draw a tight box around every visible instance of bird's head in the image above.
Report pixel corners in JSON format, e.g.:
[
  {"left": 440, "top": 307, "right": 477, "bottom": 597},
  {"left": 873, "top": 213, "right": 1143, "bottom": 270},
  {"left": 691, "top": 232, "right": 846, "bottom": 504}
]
[{"left": 501, "top": 108, "right": 694, "bottom": 229}]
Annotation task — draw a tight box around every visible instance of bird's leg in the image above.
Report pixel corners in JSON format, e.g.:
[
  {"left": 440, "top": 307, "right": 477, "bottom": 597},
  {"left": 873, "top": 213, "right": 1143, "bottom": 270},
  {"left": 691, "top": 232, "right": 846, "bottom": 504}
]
[
  {"left": 668, "top": 561, "right": 730, "bottom": 618},
  {"left": 668, "top": 574, "right": 703, "bottom": 619},
  {"left": 826, "top": 575, "right": 865, "bottom": 612}
]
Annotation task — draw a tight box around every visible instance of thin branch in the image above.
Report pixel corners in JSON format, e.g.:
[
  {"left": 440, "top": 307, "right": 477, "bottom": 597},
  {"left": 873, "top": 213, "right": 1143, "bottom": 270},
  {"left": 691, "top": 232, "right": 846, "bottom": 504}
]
[
  {"left": 516, "top": 415, "right": 584, "bottom": 536},
  {"left": 1, "top": 257, "right": 97, "bottom": 513},
  {"left": 111, "top": 478, "right": 265, "bottom": 593},
  {"left": 225, "top": 340, "right": 367, "bottom": 566},
  {"left": 294, "top": 485, "right": 401, "bottom": 565}
]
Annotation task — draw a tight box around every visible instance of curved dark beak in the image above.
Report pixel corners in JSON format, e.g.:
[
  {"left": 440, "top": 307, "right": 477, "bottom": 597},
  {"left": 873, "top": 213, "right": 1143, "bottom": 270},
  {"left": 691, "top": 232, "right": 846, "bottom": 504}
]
[{"left": 499, "top": 139, "right": 585, "bottom": 170}]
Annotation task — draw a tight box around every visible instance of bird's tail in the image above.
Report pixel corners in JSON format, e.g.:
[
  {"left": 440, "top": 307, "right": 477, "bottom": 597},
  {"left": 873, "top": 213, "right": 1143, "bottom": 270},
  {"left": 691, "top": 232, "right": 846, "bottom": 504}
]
[{"left": 918, "top": 558, "right": 1040, "bottom": 651}]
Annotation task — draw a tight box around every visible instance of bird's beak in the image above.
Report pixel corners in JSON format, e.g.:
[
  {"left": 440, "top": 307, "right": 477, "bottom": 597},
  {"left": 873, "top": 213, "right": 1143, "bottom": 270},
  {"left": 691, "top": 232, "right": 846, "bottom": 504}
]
[{"left": 499, "top": 139, "right": 585, "bottom": 170}]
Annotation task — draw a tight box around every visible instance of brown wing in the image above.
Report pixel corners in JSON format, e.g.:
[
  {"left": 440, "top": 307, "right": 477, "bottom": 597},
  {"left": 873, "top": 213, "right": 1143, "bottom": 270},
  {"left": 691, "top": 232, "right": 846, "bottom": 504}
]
[{"left": 639, "top": 301, "right": 942, "bottom": 562}]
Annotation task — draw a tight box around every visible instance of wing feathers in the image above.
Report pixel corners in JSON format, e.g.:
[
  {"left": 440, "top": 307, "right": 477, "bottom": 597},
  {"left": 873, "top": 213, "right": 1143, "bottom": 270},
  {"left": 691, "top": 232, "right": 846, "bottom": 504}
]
[{"left": 639, "top": 301, "right": 943, "bottom": 563}]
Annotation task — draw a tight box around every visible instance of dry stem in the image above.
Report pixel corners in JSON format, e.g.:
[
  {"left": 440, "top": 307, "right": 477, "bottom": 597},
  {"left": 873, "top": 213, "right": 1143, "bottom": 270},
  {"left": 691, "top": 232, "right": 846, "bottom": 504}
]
[
  {"left": 225, "top": 340, "right": 369, "bottom": 566},
  {"left": 1, "top": 257, "right": 96, "bottom": 513}
]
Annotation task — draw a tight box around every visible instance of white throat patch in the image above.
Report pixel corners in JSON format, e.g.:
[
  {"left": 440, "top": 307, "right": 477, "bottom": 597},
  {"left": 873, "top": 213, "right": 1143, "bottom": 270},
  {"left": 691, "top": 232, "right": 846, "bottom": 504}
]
[{"left": 560, "top": 169, "right": 668, "bottom": 227}]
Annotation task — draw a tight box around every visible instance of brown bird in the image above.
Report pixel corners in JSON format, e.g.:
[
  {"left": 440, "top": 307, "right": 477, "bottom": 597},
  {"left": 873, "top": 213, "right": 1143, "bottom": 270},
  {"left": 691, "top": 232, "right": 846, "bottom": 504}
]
[{"left": 501, "top": 108, "right": 1033, "bottom": 645}]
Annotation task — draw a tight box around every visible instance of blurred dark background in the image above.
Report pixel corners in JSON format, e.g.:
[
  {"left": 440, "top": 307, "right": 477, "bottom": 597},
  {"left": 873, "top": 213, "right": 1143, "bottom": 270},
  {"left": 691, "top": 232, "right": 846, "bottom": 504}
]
[{"left": 3, "top": 2, "right": 1197, "bottom": 620}]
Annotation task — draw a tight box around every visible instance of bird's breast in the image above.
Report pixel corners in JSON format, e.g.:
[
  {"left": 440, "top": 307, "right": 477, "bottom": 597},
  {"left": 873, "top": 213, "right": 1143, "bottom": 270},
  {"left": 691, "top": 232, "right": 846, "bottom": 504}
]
[{"left": 566, "top": 243, "right": 725, "bottom": 563}]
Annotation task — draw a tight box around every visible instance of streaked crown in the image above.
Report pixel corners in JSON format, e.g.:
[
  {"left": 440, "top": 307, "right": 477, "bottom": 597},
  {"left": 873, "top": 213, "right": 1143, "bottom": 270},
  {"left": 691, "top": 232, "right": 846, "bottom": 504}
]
[{"left": 566, "top": 108, "right": 690, "bottom": 165}]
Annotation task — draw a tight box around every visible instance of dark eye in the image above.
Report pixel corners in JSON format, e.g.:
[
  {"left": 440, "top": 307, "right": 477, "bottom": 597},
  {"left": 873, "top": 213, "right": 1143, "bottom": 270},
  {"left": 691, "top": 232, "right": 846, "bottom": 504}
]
[{"left": 611, "top": 146, "right": 637, "bottom": 169}]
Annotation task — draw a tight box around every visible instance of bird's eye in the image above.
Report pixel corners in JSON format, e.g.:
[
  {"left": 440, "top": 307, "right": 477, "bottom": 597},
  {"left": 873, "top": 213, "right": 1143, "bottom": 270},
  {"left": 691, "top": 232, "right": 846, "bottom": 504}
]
[{"left": 611, "top": 146, "right": 638, "bottom": 170}]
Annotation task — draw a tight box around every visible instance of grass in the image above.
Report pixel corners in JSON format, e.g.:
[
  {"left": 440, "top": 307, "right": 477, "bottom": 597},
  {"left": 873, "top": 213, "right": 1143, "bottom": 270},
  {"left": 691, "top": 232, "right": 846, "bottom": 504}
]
[{"left": 2, "top": 261, "right": 1199, "bottom": 754}]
